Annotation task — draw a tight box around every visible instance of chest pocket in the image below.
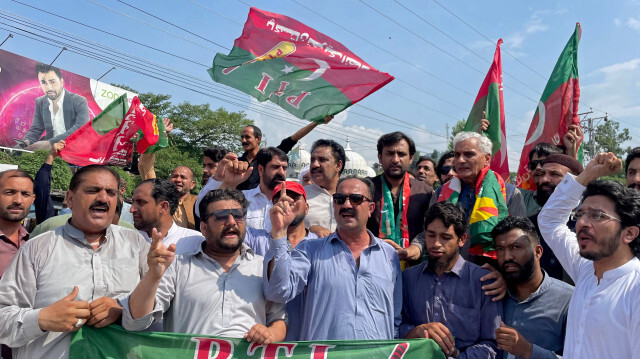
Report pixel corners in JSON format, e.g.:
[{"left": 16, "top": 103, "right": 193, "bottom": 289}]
[{"left": 108, "top": 258, "right": 140, "bottom": 294}]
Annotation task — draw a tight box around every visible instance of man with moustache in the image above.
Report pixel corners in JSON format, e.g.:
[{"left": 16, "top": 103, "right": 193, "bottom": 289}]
[
  {"left": 400, "top": 202, "right": 501, "bottom": 358},
  {"left": 236, "top": 117, "right": 333, "bottom": 191},
  {"left": 196, "top": 147, "right": 288, "bottom": 232},
  {"left": 538, "top": 152, "right": 640, "bottom": 358},
  {"left": 0, "top": 165, "right": 148, "bottom": 359},
  {"left": 366, "top": 132, "right": 432, "bottom": 263},
  {"left": 169, "top": 166, "right": 198, "bottom": 230},
  {"left": 528, "top": 154, "right": 583, "bottom": 280},
  {"left": 264, "top": 176, "right": 402, "bottom": 340},
  {"left": 20, "top": 63, "right": 89, "bottom": 151},
  {"left": 492, "top": 217, "right": 573, "bottom": 359},
  {"left": 130, "top": 179, "right": 204, "bottom": 255},
  {"left": 415, "top": 156, "right": 439, "bottom": 187},
  {"left": 304, "top": 139, "right": 346, "bottom": 237},
  {"left": 625, "top": 147, "right": 640, "bottom": 190},
  {"left": 122, "top": 189, "right": 286, "bottom": 344}
]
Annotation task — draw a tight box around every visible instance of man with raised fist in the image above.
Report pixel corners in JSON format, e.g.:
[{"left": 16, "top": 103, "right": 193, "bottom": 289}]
[{"left": 0, "top": 165, "right": 149, "bottom": 359}]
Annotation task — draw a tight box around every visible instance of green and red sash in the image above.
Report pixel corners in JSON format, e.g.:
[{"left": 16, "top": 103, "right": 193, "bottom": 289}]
[
  {"left": 437, "top": 167, "right": 507, "bottom": 258},
  {"left": 378, "top": 173, "right": 411, "bottom": 248}
]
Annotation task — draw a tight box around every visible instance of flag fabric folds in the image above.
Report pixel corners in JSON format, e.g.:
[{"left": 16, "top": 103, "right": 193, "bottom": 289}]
[
  {"left": 59, "top": 96, "right": 158, "bottom": 167},
  {"left": 209, "top": 7, "right": 394, "bottom": 123},
  {"left": 516, "top": 23, "right": 583, "bottom": 190},
  {"left": 463, "top": 39, "right": 509, "bottom": 181}
]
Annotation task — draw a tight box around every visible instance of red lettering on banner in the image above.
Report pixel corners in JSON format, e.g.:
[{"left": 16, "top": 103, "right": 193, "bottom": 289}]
[
  {"left": 191, "top": 337, "right": 234, "bottom": 359},
  {"left": 222, "top": 66, "right": 239, "bottom": 75},
  {"left": 255, "top": 73, "right": 274, "bottom": 94},
  {"left": 388, "top": 342, "right": 410, "bottom": 359},
  {"left": 309, "top": 344, "right": 335, "bottom": 359},
  {"left": 246, "top": 342, "right": 297, "bottom": 358},
  {"left": 285, "top": 91, "right": 310, "bottom": 109},
  {"left": 271, "top": 81, "right": 290, "bottom": 98}
]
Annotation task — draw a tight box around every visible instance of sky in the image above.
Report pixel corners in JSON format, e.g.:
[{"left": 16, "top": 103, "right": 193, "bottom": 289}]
[{"left": 1, "top": 0, "right": 639, "bottom": 171}]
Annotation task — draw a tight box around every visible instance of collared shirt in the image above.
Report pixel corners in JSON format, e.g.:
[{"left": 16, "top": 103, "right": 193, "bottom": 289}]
[
  {"left": 196, "top": 179, "right": 272, "bottom": 231},
  {"left": 121, "top": 244, "right": 286, "bottom": 337},
  {"left": 520, "top": 188, "right": 542, "bottom": 217},
  {"left": 139, "top": 221, "right": 204, "bottom": 255},
  {"left": 243, "top": 227, "right": 319, "bottom": 341},
  {"left": 120, "top": 202, "right": 134, "bottom": 224},
  {"left": 538, "top": 173, "right": 640, "bottom": 359},
  {"left": 0, "top": 226, "right": 29, "bottom": 278},
  {"left": 263, "top": 230, "right": 402, "bottom": 340},
  {"left": 303, "top": 183, "right": 336, "bottom": 231},
  {"left": 400, "top": 255, "right": 501, "bottom": 358},
  {"left": 47, "top": 89, "right": 66, "bottom": 137},
  {"left": 173, "top": 193, "right": 197, "bottom": 230},
  {"left": 502, "top": 271, "right": 573, "bottom": 359},
  {"left": 30, "top": 213, "right": 136, "bottom": 237},
  {"left": 0, "top": 222, "right": 148, "bottom": 359}
]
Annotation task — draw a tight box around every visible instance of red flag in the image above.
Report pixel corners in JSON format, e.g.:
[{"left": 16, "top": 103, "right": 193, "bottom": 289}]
[
  {"left": 60, "top": 96, "right": 158, "bottom": 166},
  {"left": 516, "top": 24, "right": 582, "bottom": 190}
]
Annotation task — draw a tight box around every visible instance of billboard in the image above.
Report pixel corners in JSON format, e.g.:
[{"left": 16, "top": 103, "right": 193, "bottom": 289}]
[{"left": 0, "top": 49, "right": 136, "bottom": 148}]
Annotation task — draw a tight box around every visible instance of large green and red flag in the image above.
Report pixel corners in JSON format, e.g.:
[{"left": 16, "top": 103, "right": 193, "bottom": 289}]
[
  {"left": 70, "top": 325, "right": 446, "bottom": 359},
  {"left": 516, "top": 23, "right": 583, "bottom": 190},
  {"left": 463, "top": 39, "right": 509, "bottom": 181},
  {"left": 209, "top": 7, "right": 394, "bottom": 122},
  {"left": 59, "top": 95, "right": 159, "bottom": 166}
]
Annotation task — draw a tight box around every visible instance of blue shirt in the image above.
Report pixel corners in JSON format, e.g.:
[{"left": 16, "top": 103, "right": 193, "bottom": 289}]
[
  {"left": 244, "top": 227, "right": 319, "bottom": 341},
  {"left": 502, "top": 271, "right": 573, "bottom": 359},
  {"left": 263, "top": 230, "right": 402, "bottom": 340},
  {"left": 400, "top": 255, "right": 501, "bottom": 358}
]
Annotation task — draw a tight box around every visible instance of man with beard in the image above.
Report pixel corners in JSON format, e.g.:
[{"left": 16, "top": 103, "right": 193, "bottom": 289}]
[
  {"left": 538, "top": 152, "right": 640, "bottom": 358},
  {"left": 122, "top": 188, "right": 286, "bottom": 343},
  {"left": 415, "top": 156, "right": 439, "bottom": 187},
  {"left": 264, "top": 176, "right": 401, "bottom": 340},
  {"left": 236, "top": 117, "right": 333, "bottom": 191},
  {"left": 304, "top": 139, "right": 346, "bottom": 237},
  {"left": 0, "top": 165, "right": 148, "bottom": 359},
  {"left": 196, "top": 147, "right": 288, "bottom": 232},
  {"left": 130, "top": 179, "right": 204, "bottom": 255},
  {"left": 367, "top": 132, "right": 432, "bottom": 263},
  {"left": 492, "top": 217, "right": 573, "bottom": 359},
  {"left": 169, "top": 166, "right": 198, "bottom": 230},
  {"left": 528, "top": 153, "right": 583, "bottom": 280},
  {"left": 400, "top": 202, "right": 501, "bottom": 358},
  {"left": 436, "top": 151, "right": 456, "bottom": 185},
  {"left": 625, "top": 147, "right": 640, "bottom": 190}
]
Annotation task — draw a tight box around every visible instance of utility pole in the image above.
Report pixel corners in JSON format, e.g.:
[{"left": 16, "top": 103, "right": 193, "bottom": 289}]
[
  {"left": 445, "top": 123, "right": 450, "bottom": 148},
  {"left": 579, "top": 108, "right": 608, "bottom": 161}
]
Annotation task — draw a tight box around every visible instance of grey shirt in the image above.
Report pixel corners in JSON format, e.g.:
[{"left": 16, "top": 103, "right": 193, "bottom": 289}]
[
  {"left": 0, "top": 222, "right": 148, "bottom": 359},
  {"left": 121, "top": 244, "right": 286, "bottom": 337},
  {"left": 502, "top": 271, "right": 573, "bottom": 359}
]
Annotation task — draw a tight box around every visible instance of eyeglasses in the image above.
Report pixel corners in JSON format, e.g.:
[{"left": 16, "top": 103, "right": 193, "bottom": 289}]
[
  {"left": 570, "top": 208, "right": 621, "bottom": 223},
  {"left": 527, "top": 160, "right": 544, "bottom": 171},
  {"left": 332, "top": 193, "right": 371, "bottom": 205},
  {"left": 203, "top": 208, "right": 247, "bottom": 222},
  {"left": 439, "top": 166, "right": 456, "bottom": 176}
]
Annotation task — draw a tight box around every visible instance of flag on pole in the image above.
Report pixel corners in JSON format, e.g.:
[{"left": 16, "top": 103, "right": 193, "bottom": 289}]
[
  {"left": 209, "top": 7, "right": 394, "bottom": 123},
  {"left": 463, "top": 39, "right": 509, "bottom": 181},
  {"left": 516, "top": 23, "right": 583, "bottom": 190},
  {"left": 59, "top": 96, "right": 158, "bottom": 167}
]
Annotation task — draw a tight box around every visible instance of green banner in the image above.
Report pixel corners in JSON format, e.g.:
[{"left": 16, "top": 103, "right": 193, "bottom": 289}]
[{"left": 70, "top": 325, "right": 445, "bottom": 359}]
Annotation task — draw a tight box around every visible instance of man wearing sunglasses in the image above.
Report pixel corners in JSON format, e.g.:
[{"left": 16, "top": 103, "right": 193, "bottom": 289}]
[
  {"left": 130, "top": 179, "right": 204, "bottom": 255},
  {"left": 538, "top": 152, "right": 640, "bottom": 359},
  {"left": 264, "top": 176, "right": 402, "bottom": 341},
  {"left": 520, "top": 143, "right": 564, "bottom": 216},
  {"left": 123, "top": 188, "right": 287, "bottom": 344},
  {"left": 436, "top": 151, "right": 456, "bottom": 185}
]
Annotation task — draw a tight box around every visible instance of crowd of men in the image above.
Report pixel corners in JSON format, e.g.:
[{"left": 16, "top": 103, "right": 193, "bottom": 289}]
[{"left": 1, "top": 120, "right": 639, "bottom": 359}]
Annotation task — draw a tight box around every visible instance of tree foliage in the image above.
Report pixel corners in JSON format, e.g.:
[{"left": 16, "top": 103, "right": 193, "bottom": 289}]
[
  {"left": 447, "top": 119, "right": 466, "bottom": 151},
  {"left": 593, "top": 120, "right": 632, "bottom": 158},
  {"left": 14, "top": 151, "right": 73, "bottom": 191}
]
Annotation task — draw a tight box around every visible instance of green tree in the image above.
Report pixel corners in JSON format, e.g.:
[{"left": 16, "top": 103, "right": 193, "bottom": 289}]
[
  {"left": 154, "top": 149, "right": 204, "bottom": 193},
  {"left": 593, "top": 120, "right": 632, "bottom": 157},
  {"left": 15, "top": 151, "right": 72, "bottom": 191},
  {"left": 447, "top": 119, "right": 466, "bottom": 151}
]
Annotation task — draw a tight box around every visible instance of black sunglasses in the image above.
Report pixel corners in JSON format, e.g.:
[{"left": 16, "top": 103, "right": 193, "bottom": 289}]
[
  {"left": 332, "top": 193, "right": 370, "bottom": 205},
  {"left": 527, "top": 160, "right": 544, "bottom": 171},
  {"left": 203, "top": 208, "right": 246, "bottom": 222},
  {"left": 439, "top": 166, "right": 456, "bottom": 176}
]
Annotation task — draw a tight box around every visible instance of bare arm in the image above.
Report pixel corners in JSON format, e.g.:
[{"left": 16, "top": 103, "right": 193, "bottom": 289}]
[{"left": 289, "top": 115, "right": 334, "bottom": 142}]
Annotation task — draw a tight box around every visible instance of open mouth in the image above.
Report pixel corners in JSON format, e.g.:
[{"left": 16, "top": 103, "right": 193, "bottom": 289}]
[
  {"left": 429, "top": 250, "right": 444, "bottom": 258},
  {"left": 222, "top": 228, "right": 239, "bottom": 238}
]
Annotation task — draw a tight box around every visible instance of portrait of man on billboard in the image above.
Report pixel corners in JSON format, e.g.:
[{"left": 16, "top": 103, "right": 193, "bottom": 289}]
[{"left": 17, "top": 62, "right": 89, "bottom": 151}]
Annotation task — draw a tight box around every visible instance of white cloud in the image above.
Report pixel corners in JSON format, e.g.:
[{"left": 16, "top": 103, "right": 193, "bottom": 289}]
[
  {"left": 503, "top": 33, "right": 525, "bottom": 49},
  {"left": 627, "top": 16, "right": 640, "bottom": 30},
  {"left": 614, "top": 18, "right": 622, "bottom": 26},
  {"left": 599, "top": 58, "right": 640, "bottom": 74},
  {"left": 581, "top": 58, "right": 640, "bottom": 119},
  {"left": 525, "top": 18, "right": 549, "bottom": 34}
]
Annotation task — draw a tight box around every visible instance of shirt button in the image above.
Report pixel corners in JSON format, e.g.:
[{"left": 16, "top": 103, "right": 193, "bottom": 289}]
[{"left": 437, "top": 282, "right": 441, "bottom": 286}]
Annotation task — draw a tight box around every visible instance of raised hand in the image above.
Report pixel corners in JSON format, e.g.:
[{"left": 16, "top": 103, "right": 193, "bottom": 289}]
[
  {"left": 162, "top": 117, "right": 174, "bottom": 132},
  {"left": 269, "top": 182, "right": 296, "bottom": 238},
  {"left": 51, "top": 140, "right": 65, "bottom": 157},
  {"left": 147, "top": 228, "right": 175, "bottom": 281},
  {"left": 478, "top": 111, "right": 490, "bottom": 133},
  {"left": 495, "top": 321, "right": 532, "bottom": 358},
  {"left": 576, "top": 152, "right": 623, "bottom": 186},
  {"left": 37, "top": 286, "right": 91, "bottom": 332}
]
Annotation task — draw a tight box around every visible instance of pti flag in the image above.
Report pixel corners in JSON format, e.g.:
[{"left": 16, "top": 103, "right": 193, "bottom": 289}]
[
  {"left": 209, "top": 7, "right": 394, "bottom": 122},
  {"left": 463, "top": 39, "right": 508, "bottom": 181},
  {"left": 70, "top": 325, "right": 446, "bottom": 359},
  {"left": 59, "top": 95, "right": 158, "bottom": 166},
  {"left": 516, "top": 23, "right": 583, "bottom": 190}
]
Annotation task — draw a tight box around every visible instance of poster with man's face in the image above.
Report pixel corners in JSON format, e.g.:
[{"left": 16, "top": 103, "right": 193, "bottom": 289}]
[{"left": 0, "top": 49, "right": 136, "bottom": 147}]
